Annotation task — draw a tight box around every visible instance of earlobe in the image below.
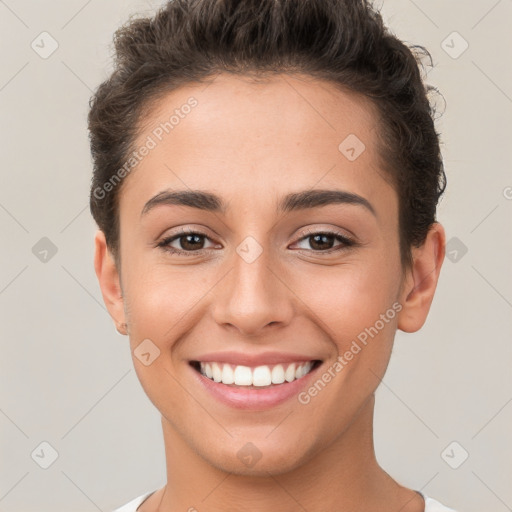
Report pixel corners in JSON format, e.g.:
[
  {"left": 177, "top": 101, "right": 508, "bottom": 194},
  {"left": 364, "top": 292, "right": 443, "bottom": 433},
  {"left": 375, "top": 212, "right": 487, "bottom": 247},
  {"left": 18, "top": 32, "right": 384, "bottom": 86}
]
[
  {"left": 397, "top": 222, "right": 446, "bottom": 333},
  {"left": 93, "top": 230, "right": 127, "bottom": 335}
]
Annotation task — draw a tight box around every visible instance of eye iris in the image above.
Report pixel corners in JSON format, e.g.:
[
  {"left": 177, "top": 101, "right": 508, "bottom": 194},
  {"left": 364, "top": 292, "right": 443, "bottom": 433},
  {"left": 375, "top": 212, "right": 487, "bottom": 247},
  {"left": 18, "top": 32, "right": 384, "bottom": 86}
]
[
  {"left": 310, "top": 234, "right": 334, "bottom": 250},
  {"left": 181, "top": 234, "right": 204, "bottom": 250}
]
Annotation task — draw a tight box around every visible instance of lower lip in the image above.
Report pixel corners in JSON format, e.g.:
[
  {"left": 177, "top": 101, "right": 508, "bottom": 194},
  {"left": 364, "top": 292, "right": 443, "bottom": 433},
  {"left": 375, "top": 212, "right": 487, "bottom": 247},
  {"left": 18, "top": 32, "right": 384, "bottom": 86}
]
[{"left": 190, "top": 362, "right": 322, "bottom": 410}]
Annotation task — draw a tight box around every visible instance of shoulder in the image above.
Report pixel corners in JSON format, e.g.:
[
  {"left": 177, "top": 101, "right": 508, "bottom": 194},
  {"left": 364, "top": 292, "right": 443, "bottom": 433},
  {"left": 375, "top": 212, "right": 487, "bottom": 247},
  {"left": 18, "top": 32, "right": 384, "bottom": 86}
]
[
  {"left": 112, "top": 490, "right": 156, "bottom": 512},
  {"left": 423, "top": 495, "right": 459, "bottom": 512}
]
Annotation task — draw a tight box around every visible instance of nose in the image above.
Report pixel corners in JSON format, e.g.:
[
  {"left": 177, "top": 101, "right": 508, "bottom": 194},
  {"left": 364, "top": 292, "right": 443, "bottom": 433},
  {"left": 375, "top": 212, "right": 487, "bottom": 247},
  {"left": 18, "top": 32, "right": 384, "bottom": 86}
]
[{"left": 211, "top": 244, "right": 295, "bottom": 337}]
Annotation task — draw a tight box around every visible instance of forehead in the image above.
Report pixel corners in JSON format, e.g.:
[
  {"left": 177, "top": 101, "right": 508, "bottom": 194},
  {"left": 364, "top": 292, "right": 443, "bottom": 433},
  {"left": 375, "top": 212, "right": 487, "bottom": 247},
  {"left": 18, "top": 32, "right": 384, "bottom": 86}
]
[{"left": 122, "top": 72, "right": 395, "bottom": 218}]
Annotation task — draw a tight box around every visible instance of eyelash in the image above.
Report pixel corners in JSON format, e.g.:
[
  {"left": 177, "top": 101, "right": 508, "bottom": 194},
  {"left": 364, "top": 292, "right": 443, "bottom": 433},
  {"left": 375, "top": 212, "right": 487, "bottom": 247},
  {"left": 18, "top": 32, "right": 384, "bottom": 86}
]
[{"left": 156, "top": 227, "right": 356, "bottom": 257}]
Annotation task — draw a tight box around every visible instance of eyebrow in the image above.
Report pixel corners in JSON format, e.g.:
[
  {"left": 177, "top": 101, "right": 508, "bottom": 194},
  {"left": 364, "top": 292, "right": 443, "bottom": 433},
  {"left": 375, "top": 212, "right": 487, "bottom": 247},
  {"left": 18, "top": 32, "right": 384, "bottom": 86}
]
[{"left": 140, "top": 188, "right": 377, "bottom": 218}]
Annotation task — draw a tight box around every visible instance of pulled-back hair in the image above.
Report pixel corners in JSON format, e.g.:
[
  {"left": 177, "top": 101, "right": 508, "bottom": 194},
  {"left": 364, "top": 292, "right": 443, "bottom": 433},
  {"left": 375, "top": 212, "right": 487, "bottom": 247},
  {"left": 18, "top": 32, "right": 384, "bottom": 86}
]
[{"left": 88, "top": 0, "right": 446, "bottom": 271}]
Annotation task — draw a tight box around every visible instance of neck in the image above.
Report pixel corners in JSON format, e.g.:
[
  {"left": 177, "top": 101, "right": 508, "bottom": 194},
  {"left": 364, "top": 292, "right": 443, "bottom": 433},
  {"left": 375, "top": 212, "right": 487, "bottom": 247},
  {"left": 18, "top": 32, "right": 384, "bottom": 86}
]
[{"left": 154, "top": 394, "right": 422, "bottom": 512}]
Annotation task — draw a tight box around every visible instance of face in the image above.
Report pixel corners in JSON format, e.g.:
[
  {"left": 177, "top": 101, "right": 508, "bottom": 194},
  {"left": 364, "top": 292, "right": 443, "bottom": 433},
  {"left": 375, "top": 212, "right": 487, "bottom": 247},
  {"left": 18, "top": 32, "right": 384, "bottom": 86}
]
[{"left": 96, "top": 73, "right": 435, "bottom": 476}]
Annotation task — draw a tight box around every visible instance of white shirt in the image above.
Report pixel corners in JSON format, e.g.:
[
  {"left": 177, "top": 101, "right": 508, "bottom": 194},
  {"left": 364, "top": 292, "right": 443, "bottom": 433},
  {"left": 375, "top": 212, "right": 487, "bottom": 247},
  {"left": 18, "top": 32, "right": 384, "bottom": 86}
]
[{"left": 112, "top": 490, "right": 458, "bottom": 511}]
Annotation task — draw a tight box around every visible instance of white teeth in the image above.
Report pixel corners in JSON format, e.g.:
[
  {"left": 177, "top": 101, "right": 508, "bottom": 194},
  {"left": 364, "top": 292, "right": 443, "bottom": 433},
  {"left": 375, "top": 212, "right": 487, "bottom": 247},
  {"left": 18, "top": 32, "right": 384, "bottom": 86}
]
[
  {"left": 221, "top": 363, "right": 234, "bottom": 384},
  {"left": 296, "top": 361, "right": 313, "bottom": 379},
  {"left": 204, "top": 362, "right": 213, "bottom": 379},
  {"left": 284, "top": 363, "right": 296, "bottom": 382},
  {"left": 271, "top": 364, "right": 285, "bottom": 384},
  {"left": 197, "top": 361, "right": 316, "bottom": 386},
  {"left": 252, "top": 366, "right": 272, "bottom": 387},
  {"left": 234, "top": 365, "right": 253, "bottom": 385},
  {"left": 212, "top": 362, "right": 222, "bottom": 382}
]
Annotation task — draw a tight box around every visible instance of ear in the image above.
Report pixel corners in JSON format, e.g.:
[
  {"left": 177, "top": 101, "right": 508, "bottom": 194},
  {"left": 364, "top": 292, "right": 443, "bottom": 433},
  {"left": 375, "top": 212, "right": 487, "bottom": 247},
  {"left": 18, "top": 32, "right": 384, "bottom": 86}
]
[
  {"left": 397, "top": 222, "right": 446, "bottom": 333},
  {"left": 94, "top": 230, "right": 127, "bottom": 335}
]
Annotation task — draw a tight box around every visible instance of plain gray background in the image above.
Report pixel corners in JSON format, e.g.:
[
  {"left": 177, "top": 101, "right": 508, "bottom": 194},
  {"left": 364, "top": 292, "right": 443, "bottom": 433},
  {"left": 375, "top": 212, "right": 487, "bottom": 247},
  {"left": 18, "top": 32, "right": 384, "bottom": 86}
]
[{"left": 1, "top": 0, "right": 511, "bottom": 511}]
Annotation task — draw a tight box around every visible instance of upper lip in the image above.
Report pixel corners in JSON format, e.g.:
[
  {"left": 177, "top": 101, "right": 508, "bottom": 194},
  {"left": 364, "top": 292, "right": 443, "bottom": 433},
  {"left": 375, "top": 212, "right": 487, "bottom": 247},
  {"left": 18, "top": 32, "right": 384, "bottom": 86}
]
[{"left": 190, "top": 351, "right": 322, "bottom": 367}]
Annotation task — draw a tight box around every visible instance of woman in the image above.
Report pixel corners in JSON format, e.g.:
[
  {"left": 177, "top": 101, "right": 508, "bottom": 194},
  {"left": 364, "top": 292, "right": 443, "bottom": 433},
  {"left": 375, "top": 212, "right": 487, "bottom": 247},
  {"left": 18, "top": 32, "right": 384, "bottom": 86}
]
[{"left": 88, "top": 0, "right": 455, "bottom": 510}]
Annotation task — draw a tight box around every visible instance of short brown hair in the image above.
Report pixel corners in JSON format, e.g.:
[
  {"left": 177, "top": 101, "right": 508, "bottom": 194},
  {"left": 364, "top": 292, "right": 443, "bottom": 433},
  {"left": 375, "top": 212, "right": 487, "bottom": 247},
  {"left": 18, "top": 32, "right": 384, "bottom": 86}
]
[{"left": 88, "top": 0, "right": 446, "bottom": 271}]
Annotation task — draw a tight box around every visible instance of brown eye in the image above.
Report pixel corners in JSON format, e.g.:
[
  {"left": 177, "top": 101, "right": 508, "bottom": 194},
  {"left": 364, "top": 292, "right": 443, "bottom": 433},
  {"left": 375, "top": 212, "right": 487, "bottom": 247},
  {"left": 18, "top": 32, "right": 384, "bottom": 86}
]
[
  {"left": 294, "top": 230, "right": 355, "bottom": 253},
  {"left": 175, "top": 233, "right": 206, "bottom": 251},
  {"left": 157, "top": 229, "right": 217, "bottom": 256},
  {"left": 308, "top": 233, "right": 336, "bottom": 251}
]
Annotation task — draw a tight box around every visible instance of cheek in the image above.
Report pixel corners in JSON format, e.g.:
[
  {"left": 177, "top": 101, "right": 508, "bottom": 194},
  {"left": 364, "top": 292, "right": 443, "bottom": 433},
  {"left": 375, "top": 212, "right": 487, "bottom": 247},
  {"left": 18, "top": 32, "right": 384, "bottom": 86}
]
[
  {"left": 124, "top": 269, "right": 193, "bottom": 339},
  {"left": 122, "top": 267, "right": 200, "bottom": 413},
  {"left": 122, "top": 260, "right": 219, "bottom": 371},
  {"left": 291, "top": 259, "right": 400, "bottom": 366}
]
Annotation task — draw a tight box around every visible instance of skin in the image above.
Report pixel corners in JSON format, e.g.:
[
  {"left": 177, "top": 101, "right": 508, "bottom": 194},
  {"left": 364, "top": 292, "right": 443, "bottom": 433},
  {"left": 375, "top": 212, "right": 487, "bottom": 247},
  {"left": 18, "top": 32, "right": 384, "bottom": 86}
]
[{"left": 94, "top": 73, "right": 446, "bottom": 512}]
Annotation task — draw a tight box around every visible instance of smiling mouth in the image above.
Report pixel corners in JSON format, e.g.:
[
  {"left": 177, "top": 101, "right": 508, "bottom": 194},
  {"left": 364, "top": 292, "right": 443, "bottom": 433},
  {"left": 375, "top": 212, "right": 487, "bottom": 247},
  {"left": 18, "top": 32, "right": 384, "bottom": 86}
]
[{"left": 189, "top": 360, "right": 323, "bottom": 388}]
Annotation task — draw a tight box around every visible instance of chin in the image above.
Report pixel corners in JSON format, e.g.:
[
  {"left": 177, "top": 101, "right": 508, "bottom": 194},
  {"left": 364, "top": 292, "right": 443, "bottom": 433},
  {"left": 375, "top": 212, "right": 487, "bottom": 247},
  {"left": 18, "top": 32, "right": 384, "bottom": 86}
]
[{"left": 202, "top": 440, "right": 312, "bottom": 477}]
